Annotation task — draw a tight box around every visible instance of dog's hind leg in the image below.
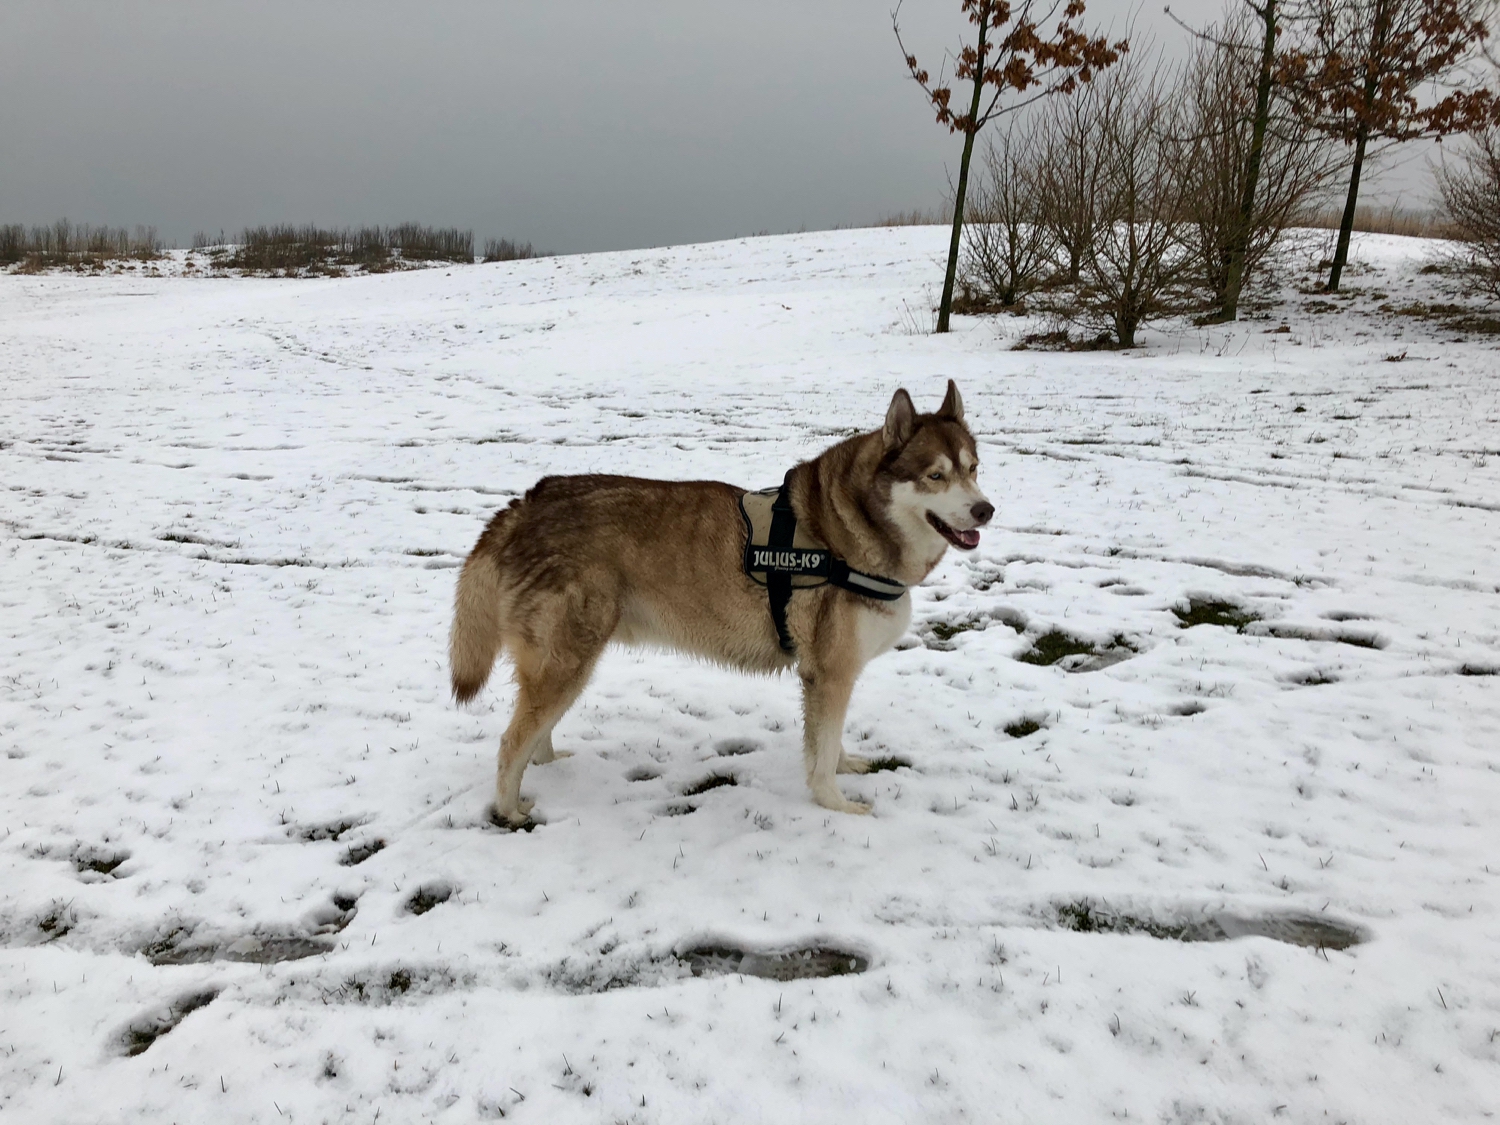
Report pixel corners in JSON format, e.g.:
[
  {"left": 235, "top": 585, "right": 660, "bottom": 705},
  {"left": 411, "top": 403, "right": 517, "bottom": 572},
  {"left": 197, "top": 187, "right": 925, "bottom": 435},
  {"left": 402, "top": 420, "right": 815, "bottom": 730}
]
[
  {"left": 836, "top": 750, "right": 874, "bottom": 774},
  {"left": 494, "top": 651, "right": 598, "bottom": 825},
  {"left": 798, "top": 665, "right": 871, "bottom": 816},
  {"left": 528, "top": 725, "right": 572, "bottom": 765},
  {"left": 493, "top": 590, "right": 615, "bottom": 825}
]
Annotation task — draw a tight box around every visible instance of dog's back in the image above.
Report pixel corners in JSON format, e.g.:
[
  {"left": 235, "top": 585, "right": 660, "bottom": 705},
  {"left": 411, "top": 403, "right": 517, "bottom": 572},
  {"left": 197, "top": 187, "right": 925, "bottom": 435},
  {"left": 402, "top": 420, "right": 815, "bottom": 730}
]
[{"left": 449, "top": 474, "right": 786, "bottom": 704}]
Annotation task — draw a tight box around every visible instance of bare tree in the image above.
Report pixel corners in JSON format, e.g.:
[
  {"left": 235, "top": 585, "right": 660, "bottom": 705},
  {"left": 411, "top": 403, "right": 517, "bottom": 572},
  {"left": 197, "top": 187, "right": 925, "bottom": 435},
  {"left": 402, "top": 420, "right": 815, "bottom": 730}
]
[
  {"left": 894, "top": 0, "right": 1126, "bottom": 331},
  {"left": 1034, "top": 81, "right": 1108, "bottom": 283},
  {"left": 1076, "top": 60, "right": 1196, "bottom": 347},
  {"left": 1284, "top": 0, "right": 1497, "bottom": 291},
  {"left": 1178, "top": 13, "right": 1335, "bottom": 313},
  {"left": 958, "top": 118, "right": 1054, "bottom": 306},
  {"left": 1437, "top": 127, "right": 1500, "bottom": 299}
]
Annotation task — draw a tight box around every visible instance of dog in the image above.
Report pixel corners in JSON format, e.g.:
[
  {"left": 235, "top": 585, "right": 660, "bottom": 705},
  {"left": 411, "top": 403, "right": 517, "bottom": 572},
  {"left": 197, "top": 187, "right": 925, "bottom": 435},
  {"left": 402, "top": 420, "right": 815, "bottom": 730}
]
[{"left": 449, "top": 380, "right": 992, "bottom": 825}]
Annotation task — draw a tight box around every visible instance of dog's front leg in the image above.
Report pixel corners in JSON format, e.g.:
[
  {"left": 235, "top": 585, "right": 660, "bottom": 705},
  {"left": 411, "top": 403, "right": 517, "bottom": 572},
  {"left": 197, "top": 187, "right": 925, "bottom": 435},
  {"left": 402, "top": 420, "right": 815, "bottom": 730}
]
[{"left": 799, "top": 666, "right": 871, "bottom": 815}]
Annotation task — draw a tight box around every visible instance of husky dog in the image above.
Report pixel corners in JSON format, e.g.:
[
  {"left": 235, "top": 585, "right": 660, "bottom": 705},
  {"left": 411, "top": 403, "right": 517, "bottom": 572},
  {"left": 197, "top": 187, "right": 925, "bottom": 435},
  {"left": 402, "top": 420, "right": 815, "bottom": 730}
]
[{"left": 450, "top": 381, "right": 992, "bottom": 825}]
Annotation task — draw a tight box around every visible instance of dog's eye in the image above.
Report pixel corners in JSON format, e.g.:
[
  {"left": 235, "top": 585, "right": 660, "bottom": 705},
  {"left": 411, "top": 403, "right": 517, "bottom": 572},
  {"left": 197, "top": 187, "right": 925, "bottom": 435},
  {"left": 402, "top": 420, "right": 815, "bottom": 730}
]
[{"left": 928, "top": 471, "right": 944, "bottom": 481}]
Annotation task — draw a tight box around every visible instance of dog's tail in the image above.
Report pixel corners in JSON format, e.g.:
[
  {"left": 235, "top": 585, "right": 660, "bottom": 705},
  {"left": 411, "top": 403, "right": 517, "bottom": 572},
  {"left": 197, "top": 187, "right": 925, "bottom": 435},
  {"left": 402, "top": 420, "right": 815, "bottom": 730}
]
[{"left": 449, "top": 507, "right": 516, "bottom": 704}]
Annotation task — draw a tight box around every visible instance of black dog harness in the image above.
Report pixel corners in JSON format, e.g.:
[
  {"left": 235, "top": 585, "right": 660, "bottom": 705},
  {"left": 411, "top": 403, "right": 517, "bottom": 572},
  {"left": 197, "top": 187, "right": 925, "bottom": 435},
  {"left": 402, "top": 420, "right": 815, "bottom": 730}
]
[{"left": 740, "top": 472, "right": 907, "bottom": 654}]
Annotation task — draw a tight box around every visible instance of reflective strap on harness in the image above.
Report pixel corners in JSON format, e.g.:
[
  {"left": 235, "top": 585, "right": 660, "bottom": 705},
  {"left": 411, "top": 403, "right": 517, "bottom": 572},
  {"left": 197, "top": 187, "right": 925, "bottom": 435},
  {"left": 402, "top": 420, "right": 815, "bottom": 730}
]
[{"left": 828, "top": 559, "right": 907, "bottom": 601}]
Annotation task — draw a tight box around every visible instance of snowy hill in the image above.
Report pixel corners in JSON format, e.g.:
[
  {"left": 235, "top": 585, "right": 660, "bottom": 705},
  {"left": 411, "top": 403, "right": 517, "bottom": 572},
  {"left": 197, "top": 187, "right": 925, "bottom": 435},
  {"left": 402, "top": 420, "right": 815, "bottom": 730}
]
[{"left": 2, "top": 227, "right": 1498, "bottom": 1123}]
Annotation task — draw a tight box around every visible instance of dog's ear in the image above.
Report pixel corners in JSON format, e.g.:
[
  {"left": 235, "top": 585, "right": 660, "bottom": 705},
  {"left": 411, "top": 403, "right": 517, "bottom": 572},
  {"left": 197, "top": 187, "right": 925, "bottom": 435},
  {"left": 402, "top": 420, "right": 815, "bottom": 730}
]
[
  {"left": 883, "top": 388, "right": 916, "bottom": 449},
  {"left": 937, "top": 379, "right": 964, "bottom": 423}
]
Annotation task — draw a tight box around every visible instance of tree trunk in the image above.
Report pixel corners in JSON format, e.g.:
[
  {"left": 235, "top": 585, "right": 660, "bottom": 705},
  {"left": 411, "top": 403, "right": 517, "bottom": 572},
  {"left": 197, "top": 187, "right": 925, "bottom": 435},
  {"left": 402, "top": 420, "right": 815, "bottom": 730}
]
[
  {"left": 1327, "top": 1, "right": 1388, "bottom": 293},
  {"left": 1326, "top": 123, "right": 1369, "bottom": 292},
  {"left": 1218, "top": 0, "right": 1277, "bottom": 321},
  {"left": 937, "top": 18, "right": 990, "bottom": 333}
]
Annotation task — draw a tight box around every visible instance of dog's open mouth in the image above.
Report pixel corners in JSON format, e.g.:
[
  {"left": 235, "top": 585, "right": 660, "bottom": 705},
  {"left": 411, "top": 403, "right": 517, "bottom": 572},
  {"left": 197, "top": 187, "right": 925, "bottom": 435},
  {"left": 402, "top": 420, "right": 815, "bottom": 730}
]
[{"left": 927, "top": 512, "right": 980, "bottom": 551}]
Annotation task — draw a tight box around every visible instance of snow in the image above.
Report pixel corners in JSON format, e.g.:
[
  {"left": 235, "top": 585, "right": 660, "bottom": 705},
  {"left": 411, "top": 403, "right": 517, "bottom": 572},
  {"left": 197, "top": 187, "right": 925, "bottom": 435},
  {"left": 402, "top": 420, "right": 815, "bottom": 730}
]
[{"left": 2, "top": 227, "right": 1499, "bottom": 1123}]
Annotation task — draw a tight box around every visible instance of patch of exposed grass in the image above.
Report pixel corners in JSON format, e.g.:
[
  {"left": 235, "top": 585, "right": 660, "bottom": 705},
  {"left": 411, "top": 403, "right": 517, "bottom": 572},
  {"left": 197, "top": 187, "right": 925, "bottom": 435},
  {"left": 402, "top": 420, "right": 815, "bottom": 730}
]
[
  {"left": 1017, "top": 631, "right": 1097, "bottom": 666},
  {"left": 73, "top": 847, "right": 129, "bottom": 877},
  {"left": 120, "top": 989, "right": 220, "bottom": 1057},
  {"left": 1266, "top": 624, "right": 1385, "bottom": 649},
  {"left": 1057, "top": 901, "right": 1199, "bottom": 940},
  {"left": 339, "top": 838, "right": 385, "bottom": 866},
  {"left": 323, "top": 966, "right": 465, "bottom": 1005},
  {"left": 405, "top": 882, "right": 454, "bottom": 916},
  {"left": 1445, "top": 314, "right": 1500, "bottom": 336},
  {"left": 1012, "top": 328, "right": 1117, "bottom": 352},
  {"left": 36, "top": 900, "right": 77, "bottom": 942},
  {"left": 681, "top": 774, "right": 737, "bottom": 797},
  {"left": 1004, "top": 718, "right": 1043, "bottom": 739},
  {"left": 1173, "top": 598, "right": 1259, "bottom": 632},
  {"left": 929, "top": 619, "right": 981, "bottom": 642},
  {"left": 1287, "top": 669, "right": 1339, "bottom": 686},
  {"left": 1017, "top": 631, "right": 1137, "bottom": 671},
  {"left": 294, "top": 818, "right": 362, "bottom": 842},
  {"left": 1376, "top": 300, "right": 1500, "bottom": 337}
]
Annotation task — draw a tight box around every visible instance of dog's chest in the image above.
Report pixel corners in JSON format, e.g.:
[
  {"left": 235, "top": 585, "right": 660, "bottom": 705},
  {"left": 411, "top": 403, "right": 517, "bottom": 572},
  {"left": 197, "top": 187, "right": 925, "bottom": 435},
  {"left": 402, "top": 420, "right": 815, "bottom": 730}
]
[{"left": 855, "top": 593, "right": 912, "bottom": 664}]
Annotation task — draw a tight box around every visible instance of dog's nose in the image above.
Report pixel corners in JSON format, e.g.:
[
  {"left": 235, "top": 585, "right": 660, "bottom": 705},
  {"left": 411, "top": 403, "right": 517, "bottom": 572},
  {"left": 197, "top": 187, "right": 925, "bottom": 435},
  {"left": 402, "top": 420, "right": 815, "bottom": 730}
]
[{"left": 971, "top": 501, "right": 994, "bottom": 525}]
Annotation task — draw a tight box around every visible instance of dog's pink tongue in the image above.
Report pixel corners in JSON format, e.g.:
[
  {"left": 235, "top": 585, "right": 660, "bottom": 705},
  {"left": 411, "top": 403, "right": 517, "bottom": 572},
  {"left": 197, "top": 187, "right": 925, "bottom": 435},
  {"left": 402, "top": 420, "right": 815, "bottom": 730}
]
[{"left": 958, "top": 529, "right": 980, "bottom": 549}]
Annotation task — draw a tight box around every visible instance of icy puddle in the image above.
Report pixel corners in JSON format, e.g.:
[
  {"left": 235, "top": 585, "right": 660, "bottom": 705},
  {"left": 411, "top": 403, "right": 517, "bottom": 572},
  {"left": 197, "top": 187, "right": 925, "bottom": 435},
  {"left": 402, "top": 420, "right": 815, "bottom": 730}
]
[
  {"left": 145, "top": 933, "right": 335, "bottom": 966},
  {"left": 141, "top": 894, "right": 359, "bottom": 964},
  {"left": 1055, "top": 902, "right": 1365, "bottom": 950},
  {"left": 679, "top": 944, "right": 869, "bottom": 981}
]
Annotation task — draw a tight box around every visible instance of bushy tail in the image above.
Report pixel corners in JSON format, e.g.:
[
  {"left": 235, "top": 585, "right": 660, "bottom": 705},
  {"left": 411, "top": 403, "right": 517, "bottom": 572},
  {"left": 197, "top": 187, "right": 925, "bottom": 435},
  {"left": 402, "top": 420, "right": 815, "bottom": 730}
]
[{"left": 449, "top": 520, "right": 510, "bottom": 703}]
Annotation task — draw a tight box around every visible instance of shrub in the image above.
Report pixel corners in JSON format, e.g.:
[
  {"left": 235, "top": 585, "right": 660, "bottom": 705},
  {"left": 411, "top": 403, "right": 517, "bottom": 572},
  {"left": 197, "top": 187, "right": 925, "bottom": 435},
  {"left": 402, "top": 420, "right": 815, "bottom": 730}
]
[
  {"left": 0, "top": 221, "right": 161, "bottom": 269},
  {"left": 1437, "top": 128, "right": 1500, "bottom": 300},
  {"left": 481, "top": 237, "right": 543, "bottom": 263},
  {"left": 227, "top": 224, "right": 473, "bottom": 274}
]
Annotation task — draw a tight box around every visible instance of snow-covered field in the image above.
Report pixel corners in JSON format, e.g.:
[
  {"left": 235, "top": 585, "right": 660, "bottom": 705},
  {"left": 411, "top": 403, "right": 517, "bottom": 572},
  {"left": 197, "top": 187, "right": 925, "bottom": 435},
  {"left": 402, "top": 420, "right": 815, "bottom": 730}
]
[{"left": 2, "top": 227, "right": 1498, "bottom": 1124}]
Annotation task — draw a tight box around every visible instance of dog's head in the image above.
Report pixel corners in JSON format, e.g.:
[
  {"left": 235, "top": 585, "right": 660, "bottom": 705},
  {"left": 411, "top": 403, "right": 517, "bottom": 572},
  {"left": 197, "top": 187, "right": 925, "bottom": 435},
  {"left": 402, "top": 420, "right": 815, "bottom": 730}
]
[{"left": 878, "top": 380, "right": 993, "bottom": 553}]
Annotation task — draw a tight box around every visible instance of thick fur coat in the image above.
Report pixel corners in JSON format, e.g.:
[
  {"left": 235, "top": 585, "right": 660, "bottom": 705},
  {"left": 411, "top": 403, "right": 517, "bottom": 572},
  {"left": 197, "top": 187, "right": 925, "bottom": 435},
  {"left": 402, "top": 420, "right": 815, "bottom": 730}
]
[{"left": 450, "top": 381, "right": 992, "bottom": 824}]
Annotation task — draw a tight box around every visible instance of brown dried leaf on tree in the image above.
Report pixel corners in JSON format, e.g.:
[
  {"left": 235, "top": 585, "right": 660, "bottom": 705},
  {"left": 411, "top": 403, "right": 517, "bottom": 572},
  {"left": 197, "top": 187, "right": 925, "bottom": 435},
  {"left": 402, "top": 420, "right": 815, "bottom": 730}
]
[
  {"left": 1280, "top": 0, "right": 1499, "bottom": 289},
  {"left": 894, "top": 0, "right": 1126, "bottom": 331}
]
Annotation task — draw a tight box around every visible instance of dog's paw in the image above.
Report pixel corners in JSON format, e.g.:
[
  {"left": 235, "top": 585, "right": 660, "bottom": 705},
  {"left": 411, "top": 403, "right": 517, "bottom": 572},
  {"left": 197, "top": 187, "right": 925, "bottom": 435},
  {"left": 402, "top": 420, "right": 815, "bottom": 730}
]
[
  {"left": 531, "top": 748, "right": 573, "bottom": 765},
  {"left": 813, "top": 788, "right": 872, "bottom": 815},
  {"left": 489, "top": 796, "right": 535, "bottom": 828},
  {"left": 836, "top": 753, "right": 874, "bottom": 775}
]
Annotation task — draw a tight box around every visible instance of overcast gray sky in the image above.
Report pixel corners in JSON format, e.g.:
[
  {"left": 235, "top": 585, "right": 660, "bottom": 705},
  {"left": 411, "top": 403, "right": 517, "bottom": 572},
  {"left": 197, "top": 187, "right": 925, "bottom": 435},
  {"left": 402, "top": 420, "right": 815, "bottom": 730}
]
[{"left": 0, "top": 0, "right": 1440, "bottom": 253}]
